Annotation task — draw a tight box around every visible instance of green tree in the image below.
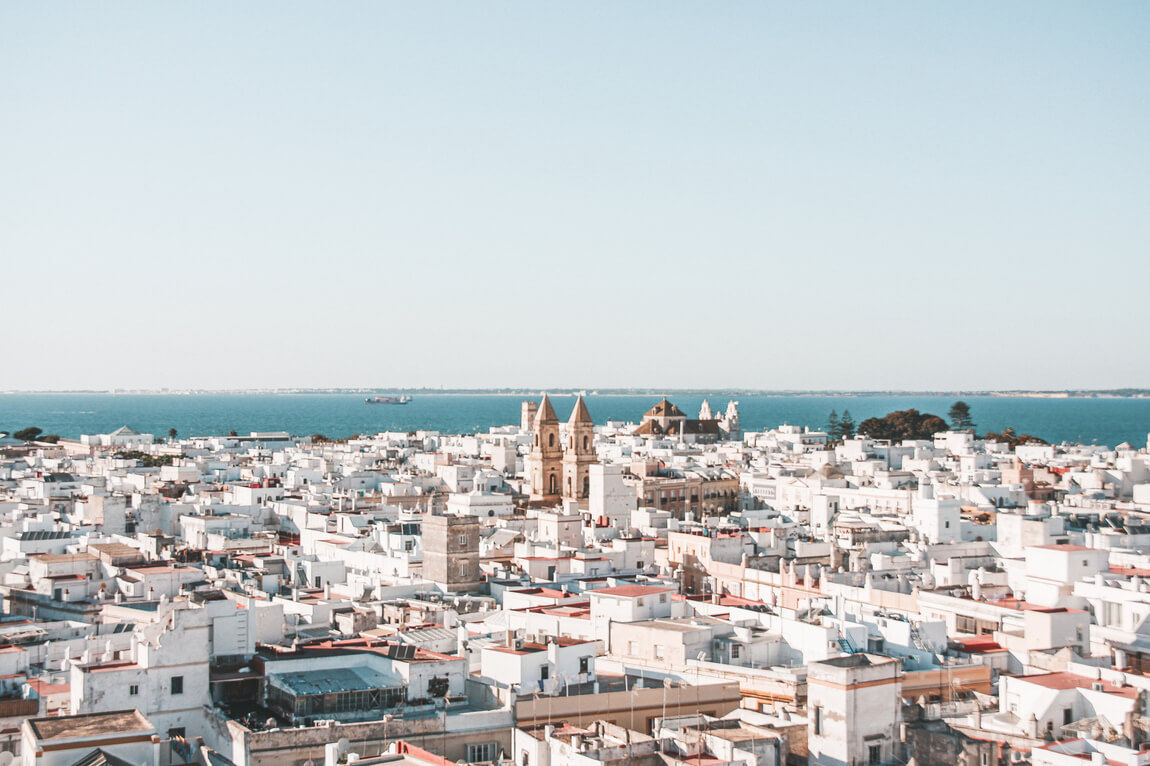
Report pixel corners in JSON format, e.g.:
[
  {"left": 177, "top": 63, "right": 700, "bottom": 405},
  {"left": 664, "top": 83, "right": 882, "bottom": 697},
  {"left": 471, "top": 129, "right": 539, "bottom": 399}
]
[
  {"left": 839, "top": 410, "right": 856, "bottom": 440},
  {"left": 228, "top": 430, "right": 238, "bottom": 437},
  {"left": 826, "top": 410, "right": 840, "bottom": 438},
  {"left": 983, "top": 427, "right": 1047, "bottom": 448},
  {"left": 948, "top": 401, "right": 975, "bottom": 430},
  {"left": 857, "top": 409, "right": 948, "bottom": 442},
  {"left": 13, "top": 427, "right": 43, "bottom": 442},
  {"left": 113, "top": 450, "right": 182, "bottom": 467},
  {"left": 168, "top": 428, "right": 178, "bottom": 441},
  {"left": 40, "top": 434, "right": 61, "bottom": 444}
]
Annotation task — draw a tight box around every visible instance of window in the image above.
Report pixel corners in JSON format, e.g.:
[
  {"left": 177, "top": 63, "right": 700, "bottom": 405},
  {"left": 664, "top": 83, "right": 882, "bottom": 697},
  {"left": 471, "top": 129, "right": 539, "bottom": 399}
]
[
  {"left": 868, "top": 744, "right": 881, "bottom": 764},
  {"left": 628, "top": 641, "right": 638, "bottom": 655},
  {"left": 731, "top": 644, "right": 741, "bottom": 659},
  {"left": 171, "top": 676, "right": 184, "bottom": 695},
  {"left": 404, "top": 540, "right": 414, "bottom": 551},
  {"left": 459, "top": 534, "right": 467, "bottom": 547},
  {"left": 459, "top": 562, "right": 469, "bottom": 579},
  {"left": 653, "top": 644, "right": 664, "bottom": 660},
  {"left": 659, "top": 593, "right": 667, "bottom": 603},
  {"left": 467, "top": 743, "right": 498, "bottom": 762},
  {"left": 1103, "top": 601, "right": 1122, "bottom": 627},
  {"left": 813, "top": 706, "right": 823, "bottom": 735},
  {"left": 540, "top": 666, "right": 549, "bottom": 680},
  {"left": 579, "top": 656, "right": 590, "bottom": 674},
  {"left": 1063, "top": 707, "right": 1073, "bottom": 725},
  {"left": 129, "top": 684, "right": 139, "bottom": 696}
]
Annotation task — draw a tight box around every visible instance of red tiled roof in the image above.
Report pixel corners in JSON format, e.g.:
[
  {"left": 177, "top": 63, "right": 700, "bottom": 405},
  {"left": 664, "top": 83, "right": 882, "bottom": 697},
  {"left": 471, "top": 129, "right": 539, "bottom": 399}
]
[
  {"left": 395, "top": 741, "right": 456, "bottom": 766},
  {"left": 1013, "top": 672, "right": 1138, "bottom": 698},
  {"left": 717, "top": 595, "right": 767, "bottom": 608},
  {"left": 1111, "top": 565, "right": 1150, "bottom": 578},
  {"left": 591, "top": 585, "right": 671, "bottom": 598},
  {"left": 951, "top": 636, "right": 1005, "bottom": 653}
]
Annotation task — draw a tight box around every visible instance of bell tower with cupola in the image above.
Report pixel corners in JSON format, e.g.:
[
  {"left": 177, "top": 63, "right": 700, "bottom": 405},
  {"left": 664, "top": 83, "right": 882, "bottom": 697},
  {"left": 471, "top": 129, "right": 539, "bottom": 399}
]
[
  {"left": 528, "top": 394, "right": 562, "bottom": 501},
  {"left": 563, "top": 395, "right": 596, "bottom": 501}
]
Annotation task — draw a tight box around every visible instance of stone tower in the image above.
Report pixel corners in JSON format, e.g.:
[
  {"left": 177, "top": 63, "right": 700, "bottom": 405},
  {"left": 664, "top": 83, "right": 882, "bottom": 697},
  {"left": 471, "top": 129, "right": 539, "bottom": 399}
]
[
  {"left": 562, "top": 395, "right": 596, "bottom": 501},
  {"left": 521, "top": 400, "right": 538, "bottom": 432},
  {"left": 528, "top": 394, "right": 562, "bottom": 501},
  {"left": 422, "top": 513, "right": 482, "bottom": 593},
  {"left": 719, "top": 400, "right": 741, "bottom": 440}
]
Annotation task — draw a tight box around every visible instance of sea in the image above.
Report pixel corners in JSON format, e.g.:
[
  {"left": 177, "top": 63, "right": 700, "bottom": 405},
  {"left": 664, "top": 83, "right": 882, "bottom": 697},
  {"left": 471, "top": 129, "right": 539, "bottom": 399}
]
[{"left": 2, "top": 393, "right": 1149, "bottom": 449}]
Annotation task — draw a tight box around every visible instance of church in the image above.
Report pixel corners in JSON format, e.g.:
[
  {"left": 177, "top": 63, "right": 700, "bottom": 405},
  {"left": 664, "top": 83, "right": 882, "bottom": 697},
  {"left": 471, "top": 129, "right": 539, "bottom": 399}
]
[
  {"left": 632, "top": 397, "right": 740, "bottom": 443},
  {"left": 523, "top": 394, "right": 596, "bottom": 504},
  {"left": 522, "top": 393, "right": 593, "bottom": 501}
]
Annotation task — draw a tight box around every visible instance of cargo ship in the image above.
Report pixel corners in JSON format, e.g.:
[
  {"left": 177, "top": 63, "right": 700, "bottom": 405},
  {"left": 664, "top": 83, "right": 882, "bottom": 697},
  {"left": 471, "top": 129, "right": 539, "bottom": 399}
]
[{"left": 365, "top": 395, "right": 412, "bottom": 405}]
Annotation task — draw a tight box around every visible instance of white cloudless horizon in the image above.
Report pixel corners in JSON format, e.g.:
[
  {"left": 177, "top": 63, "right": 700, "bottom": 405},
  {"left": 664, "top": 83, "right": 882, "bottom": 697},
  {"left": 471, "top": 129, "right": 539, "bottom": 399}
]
[{"left": 2, "top": 2, "right": 1148, "bottom": 391}]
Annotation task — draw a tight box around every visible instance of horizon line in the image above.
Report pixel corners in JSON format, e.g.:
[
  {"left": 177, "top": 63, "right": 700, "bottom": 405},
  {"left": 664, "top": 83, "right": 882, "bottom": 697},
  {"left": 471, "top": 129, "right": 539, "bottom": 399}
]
[{"left": 3, "top": 387, "right": 1149, "bottom": 396}]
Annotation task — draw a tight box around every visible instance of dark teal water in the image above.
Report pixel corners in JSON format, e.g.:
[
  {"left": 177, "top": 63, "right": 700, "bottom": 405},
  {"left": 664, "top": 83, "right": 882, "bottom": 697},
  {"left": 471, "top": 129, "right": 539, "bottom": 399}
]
[{"left": 1, "top": 394, "right": 1148, "bottom": 448}]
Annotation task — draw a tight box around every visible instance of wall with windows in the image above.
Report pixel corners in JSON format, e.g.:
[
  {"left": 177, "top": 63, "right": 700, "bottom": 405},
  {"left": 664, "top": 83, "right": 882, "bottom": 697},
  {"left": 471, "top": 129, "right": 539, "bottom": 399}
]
[{"left": 70, "top": 609, "right": 211, "bottom": 741}]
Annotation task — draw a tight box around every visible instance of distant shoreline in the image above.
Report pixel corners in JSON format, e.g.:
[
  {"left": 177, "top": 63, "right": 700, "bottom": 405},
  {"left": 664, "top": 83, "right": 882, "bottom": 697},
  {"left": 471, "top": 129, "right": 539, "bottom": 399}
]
[{"left": 3, "top": 389, "right": 1148, "bottom": 398}]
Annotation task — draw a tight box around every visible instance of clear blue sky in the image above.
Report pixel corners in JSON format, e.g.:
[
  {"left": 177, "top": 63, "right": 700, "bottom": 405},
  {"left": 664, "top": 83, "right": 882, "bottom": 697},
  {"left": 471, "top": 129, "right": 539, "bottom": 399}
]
[{"left": 2, "top": 2, "right": 1147, "bottom": 391}]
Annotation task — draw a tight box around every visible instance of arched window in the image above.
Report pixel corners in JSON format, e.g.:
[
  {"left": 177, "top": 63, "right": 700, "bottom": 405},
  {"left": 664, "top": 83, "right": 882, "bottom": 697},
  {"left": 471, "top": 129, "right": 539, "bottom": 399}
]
[
  {"left": 549, "top": 433, "right": 555, "bottom": 448},
  {"left": 583, "top": 436, "right": 588, "bottom": 451},
  {"left": 583, "top": 476, "right": 590, "bottom": 496},
  {"left": 549, "top": 474, "right": 558, "bottom": 494}
]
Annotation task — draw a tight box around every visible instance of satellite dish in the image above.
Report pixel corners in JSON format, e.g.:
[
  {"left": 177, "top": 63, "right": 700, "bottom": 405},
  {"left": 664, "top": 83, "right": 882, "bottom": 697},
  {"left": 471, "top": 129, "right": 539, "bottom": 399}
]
[
  {"left": 338, "top": 737, "right": 351, "bottom": 753},
  {"left": 0, "top": 753, "right": 15, "bottom": 766}
]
